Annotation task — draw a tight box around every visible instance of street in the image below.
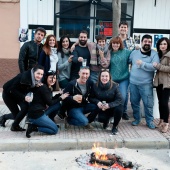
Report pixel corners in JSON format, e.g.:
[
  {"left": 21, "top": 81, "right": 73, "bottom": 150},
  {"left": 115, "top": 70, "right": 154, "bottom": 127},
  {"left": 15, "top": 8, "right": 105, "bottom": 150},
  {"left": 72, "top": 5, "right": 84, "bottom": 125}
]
[{"left": 0, "top": 148, "right": 170, "bottom": 170}]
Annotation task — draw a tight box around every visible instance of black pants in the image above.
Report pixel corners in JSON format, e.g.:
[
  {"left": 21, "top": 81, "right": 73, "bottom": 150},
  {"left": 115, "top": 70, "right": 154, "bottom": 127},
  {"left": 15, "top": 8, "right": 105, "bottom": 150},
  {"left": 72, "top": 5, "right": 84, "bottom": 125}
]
[
  {"left": 156, "top": 85, "right": 170, "bottom": 123},
  {"left": 3, "top": 91, "right": 29, "bottom": 126},
  {"left": 97, "top": 105, "right": 123, "bottom": 127}
]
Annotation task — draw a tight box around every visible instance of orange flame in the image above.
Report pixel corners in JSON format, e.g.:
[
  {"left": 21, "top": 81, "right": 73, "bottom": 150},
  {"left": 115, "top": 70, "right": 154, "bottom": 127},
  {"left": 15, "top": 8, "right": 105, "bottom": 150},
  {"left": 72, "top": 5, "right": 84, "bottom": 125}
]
[{"left": 92, "top": 143, "right": 108, "bottom": 160}]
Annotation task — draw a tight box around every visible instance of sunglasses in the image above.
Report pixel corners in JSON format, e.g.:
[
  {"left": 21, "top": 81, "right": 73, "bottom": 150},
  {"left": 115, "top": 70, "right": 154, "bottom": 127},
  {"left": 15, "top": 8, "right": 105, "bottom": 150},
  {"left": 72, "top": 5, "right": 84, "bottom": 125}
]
[{"left": 101, "top": 68, "right": 109, "bottom": 72}]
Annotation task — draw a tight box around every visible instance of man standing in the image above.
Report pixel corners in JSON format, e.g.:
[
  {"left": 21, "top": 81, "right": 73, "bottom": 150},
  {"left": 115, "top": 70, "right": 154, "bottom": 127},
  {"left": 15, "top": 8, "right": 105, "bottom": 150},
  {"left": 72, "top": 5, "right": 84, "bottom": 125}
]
[
  {"left": 118, "top": 21, "right": 138, "bottom": 120},
  {"left": 70, "top": 30, "right": 91, "bottom": 80},
  {"left": 129, "top": 34, "right": 160, "bottom": 129},
  {"left": 63, "top": 66, "right": 97, "bottom": 130},
  {"left": 118, "top": 21, "right": 136, "bottom": 50},
  {"left": 18, "top": 27, "right": 46, "bottom": 73}
]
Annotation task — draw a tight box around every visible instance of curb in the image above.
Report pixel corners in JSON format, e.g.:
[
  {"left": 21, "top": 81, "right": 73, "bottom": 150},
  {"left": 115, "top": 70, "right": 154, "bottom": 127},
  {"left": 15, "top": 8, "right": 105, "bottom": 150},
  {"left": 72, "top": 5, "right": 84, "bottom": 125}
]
[{"left": 0, "top": 138, "right": 169, "bottom": 151}]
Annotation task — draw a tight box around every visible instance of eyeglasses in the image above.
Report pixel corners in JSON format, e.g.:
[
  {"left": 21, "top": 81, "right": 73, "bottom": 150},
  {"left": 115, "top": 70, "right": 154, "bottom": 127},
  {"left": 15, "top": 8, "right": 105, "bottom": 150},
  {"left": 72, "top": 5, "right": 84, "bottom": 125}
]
[{"left": 48, "top": 70, "right": 56, "bottom": 73}]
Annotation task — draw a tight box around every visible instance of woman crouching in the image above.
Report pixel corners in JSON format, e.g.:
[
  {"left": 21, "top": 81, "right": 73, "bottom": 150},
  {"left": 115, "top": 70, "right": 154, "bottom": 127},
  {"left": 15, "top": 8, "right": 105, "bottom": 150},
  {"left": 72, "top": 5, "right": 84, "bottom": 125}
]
[
  {"left": 89, "top": 69, "right": 123, "bottom": 135},
  {"left": 26, "top": 71, "right": 69, "bottom": 138}
]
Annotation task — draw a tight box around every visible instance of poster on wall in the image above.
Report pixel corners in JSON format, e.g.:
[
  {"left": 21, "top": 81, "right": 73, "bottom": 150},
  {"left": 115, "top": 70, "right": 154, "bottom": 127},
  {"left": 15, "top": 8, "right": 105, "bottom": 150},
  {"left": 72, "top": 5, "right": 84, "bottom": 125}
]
[
  {"left": 18, "top": 28, "right": 28, "bottom": 42},
  {"left": 133, "top": 34, "right": 140, "bottom": 44},
  {"left": 154, "top": 34, "right": 163, "bottom": 48},
  {"left": 98, "top": 21, "right": 112, "bottom": 38}
]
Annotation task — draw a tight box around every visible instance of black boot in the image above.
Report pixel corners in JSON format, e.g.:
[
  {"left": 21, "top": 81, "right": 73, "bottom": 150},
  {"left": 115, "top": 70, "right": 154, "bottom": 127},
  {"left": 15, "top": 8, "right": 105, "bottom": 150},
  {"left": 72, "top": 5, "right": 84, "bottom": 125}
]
[
  {"left": 26, "top": 124, "right": 38, "bottom": 138},
  {"left": 11, "top": 124, "right": 26, "bottom": 131},
  {"left": 122, "top": 113, "right": 129, "bottom": 120},
  {"left": 0, "top": 115, "right": 6, "bottom": 127}
]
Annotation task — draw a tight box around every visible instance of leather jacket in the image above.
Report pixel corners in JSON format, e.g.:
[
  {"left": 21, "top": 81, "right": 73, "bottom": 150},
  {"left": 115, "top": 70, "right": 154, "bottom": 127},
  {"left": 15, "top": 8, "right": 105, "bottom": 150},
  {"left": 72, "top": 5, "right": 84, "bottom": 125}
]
[{"left": 18, "top": 40, "right": 43, "bottom": 73}]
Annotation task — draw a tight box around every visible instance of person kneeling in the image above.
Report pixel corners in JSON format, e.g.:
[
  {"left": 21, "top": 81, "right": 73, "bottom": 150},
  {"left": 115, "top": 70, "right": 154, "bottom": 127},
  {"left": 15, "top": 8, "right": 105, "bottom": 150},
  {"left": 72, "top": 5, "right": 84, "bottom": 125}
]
[{"left": 26, "top": 71, "right": 69, "bottom": 138}]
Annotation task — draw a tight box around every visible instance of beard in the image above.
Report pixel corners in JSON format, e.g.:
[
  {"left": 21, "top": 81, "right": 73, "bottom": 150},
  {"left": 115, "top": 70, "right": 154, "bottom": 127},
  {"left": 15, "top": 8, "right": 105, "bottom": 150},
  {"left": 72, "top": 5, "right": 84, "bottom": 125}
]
[
  {"left": 79, "top": 40, "right": 87, "bottom": 46},
  {"left": 142, "top": 44, "right": 151, "bottom": 52}
]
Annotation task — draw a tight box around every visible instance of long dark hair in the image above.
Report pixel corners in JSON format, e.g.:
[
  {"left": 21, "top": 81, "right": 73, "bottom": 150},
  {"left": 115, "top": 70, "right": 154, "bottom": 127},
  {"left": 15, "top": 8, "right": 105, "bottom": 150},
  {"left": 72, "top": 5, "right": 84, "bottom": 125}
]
[
  {"left": 96, "top": 69, "right": 113, "bottom": 90},
  {"left": 43, "top": 70, "right": 57, "bottom": 91},
  {"left": 156, "top": 37, "right": 170, "bottom": 58},
  {"left": 58, "top": 36, "right": 71, "bottom": 58}
]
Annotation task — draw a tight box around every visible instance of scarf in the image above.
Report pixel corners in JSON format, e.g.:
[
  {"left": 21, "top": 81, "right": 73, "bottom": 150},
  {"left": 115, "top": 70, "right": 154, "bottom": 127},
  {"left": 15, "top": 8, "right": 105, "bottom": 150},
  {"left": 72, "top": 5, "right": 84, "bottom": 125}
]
[
  {"left": 50, "top": 47, "right": 58, "bottom": 63},
  {"left": 97, "top": 44, "right": 108, "bottom": 55},
  {"left": 31, "top": 68, "right": 41, "bottom": 87},
  {"left": 62, "top": 48, "right": 70, "bottom": 55},
  {"left": 90, "top": 44, "right": 108, "bottom": 66}
]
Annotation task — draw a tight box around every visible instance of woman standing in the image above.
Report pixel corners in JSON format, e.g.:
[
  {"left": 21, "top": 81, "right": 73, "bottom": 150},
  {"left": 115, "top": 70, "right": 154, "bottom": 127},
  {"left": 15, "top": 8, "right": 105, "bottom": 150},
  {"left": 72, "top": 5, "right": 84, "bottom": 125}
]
[
  {"left": 58, "top": 36, "right": 73, "bottom": 89},
  {"left": 153, "top": 37, "right": 170, "bottom": 133},
  {"left": 26, "top": 71, "right": 69, "bottom": 138},
  {"left": 108, "top": 37, "right": 131, "bottom": 119},
  {"left": 0, "top": 65, "right": 44, "bottom": 131},
  {"left": 39, "top": 34, "right": 58, "bottom": 75},
  {"left": 89, "top": 69, "right": 123, "bottom": 135}
]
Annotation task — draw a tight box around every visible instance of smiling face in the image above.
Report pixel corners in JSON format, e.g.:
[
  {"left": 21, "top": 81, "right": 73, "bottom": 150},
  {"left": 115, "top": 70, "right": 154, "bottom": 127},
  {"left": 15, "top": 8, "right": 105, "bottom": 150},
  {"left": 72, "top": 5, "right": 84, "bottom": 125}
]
[
  {"left": 119, "top": 24, "right": 128, "bottom": 36},
  {"left": 62, "top": 37, "right": 70, "bottom": 49},
  {"left": 79, "top": 33, "right": 88, "bottom": 46},
  {"left": 47, "top": 75, "right": 57, "bottom": 87},
  {"left": 159, "top": 40, "right": 168, "bottom": 53},
  {"left": 34, "top": 69, "right": 44, "bottom": 81},
  {"left": 48, "top": 36, "right": 56, "bottom": 47},
  {"left": 141, "top": 38, "right": 152, "bottom": 52},
  {"left": 78, "top": 68, "right": 90, "bottom": 84},
  {"left": 100, "top": 71, "right": 110, "bottom": 84},
  {"left": 97, "top": 39, "right": 106, "bottom": 48},
  {"left": 112, "top": 42, "right": 120, "bottom": 51}
]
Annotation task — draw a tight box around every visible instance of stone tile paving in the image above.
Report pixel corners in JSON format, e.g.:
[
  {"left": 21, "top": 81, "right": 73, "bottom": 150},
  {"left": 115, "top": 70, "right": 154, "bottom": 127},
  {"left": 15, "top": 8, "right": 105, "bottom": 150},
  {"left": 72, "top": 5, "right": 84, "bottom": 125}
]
[
  {"left": 0, "top": 86, "right": 170, "bottom": 142},
  {"left": 0, "top": 104, "right": 169, "bottom": 141}
]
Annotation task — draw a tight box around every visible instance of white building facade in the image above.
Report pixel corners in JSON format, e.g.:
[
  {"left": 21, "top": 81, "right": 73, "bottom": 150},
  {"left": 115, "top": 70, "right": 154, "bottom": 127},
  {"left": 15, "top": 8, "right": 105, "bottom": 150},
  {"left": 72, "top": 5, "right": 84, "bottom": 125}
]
[{"left": 0, "top": 0, "right": 170, "bottom": 86}]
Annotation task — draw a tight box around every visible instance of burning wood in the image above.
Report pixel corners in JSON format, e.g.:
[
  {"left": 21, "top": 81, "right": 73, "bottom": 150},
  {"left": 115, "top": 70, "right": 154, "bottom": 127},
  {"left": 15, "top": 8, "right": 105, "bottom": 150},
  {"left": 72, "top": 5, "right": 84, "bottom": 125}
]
[
  {"left": 90, "top": 152, "right": 115, "bottom": 166},
  {"left": 76, "top": 145, "right": 140, "bottom": 170}
]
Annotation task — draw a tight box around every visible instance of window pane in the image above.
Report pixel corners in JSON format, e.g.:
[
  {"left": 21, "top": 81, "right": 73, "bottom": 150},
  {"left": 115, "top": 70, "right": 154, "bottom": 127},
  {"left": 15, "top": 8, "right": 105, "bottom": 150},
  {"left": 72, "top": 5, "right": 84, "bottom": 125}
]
[{"left": 59, "top": 1, "right": 90, "bottom": 38}]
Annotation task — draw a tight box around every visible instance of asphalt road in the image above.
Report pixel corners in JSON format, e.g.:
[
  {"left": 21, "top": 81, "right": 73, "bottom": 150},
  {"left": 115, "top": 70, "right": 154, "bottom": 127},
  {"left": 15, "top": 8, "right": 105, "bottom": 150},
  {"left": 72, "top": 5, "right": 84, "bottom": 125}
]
[{"left": 0, "top": 148, "right": 170, "bottom": 170}]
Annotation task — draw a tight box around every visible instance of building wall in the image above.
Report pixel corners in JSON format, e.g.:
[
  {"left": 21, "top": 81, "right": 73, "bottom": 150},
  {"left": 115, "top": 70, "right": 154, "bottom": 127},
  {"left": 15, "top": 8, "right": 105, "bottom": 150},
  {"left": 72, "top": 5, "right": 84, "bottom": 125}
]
[
  {"left": 26, "top": 0, "right": 54, "bottom": 25},
  {"left": 134, "top": 0, "right": 170, "bottom": 29},
  {"left": 0, "top": 2, "right": 20, "bottom": 87}
]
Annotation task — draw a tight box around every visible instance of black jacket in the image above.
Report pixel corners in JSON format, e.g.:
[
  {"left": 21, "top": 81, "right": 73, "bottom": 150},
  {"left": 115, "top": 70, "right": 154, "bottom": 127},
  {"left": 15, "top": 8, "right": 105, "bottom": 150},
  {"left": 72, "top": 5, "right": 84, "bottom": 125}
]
[
  {"left": 63, "top": 79, "right": 93, "bottom": 110},
  {"left": 28, "top": 84, "right": 62, "bottom": 119},
  {"left": 18, "top": 40, "right": 43, "bottom": 73},
  {"left": 3, "top": 70, "right": 33, "bottom": 102},
  {"left": 89, "top": 82, "right": 123, "bottom": 108}
]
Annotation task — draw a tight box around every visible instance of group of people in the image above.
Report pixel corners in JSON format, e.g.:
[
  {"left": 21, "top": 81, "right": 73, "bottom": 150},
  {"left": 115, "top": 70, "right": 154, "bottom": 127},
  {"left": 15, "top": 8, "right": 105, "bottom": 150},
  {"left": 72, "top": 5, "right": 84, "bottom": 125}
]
[{"left": 0, "top": 21, "right": 169, "bottom": 138}]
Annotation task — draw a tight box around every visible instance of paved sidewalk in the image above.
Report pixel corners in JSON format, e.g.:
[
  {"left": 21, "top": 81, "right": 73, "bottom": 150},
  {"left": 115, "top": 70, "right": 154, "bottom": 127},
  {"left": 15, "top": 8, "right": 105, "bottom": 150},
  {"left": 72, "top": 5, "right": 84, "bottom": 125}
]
[{"left": 0, "top": 88, "right": 170, "bottom": 151}]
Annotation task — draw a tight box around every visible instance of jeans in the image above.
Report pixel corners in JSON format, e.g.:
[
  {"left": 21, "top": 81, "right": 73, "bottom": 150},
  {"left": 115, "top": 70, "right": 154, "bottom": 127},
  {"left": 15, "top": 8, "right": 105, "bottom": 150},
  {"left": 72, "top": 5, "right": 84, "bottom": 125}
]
[
  {"left": 29, "top": 114, "right": 58, "bottom": 135},
  {"left": 45, "top": 102, "right": 61, "bottom": 121},
  {"left": 156, "top": 84, "right": 170, "bottom": 123},
  {"left": 119, "top": 79, "right": 129, "bottom": 109},
  {"left": 67, "top": 103, "right": 98, "bottom": 126},
  {"left": 97, "top": 105, "right": 123, "bottom": 127},
  {"left": 130, "top": 83, "right": 154, "bottom": 124}
]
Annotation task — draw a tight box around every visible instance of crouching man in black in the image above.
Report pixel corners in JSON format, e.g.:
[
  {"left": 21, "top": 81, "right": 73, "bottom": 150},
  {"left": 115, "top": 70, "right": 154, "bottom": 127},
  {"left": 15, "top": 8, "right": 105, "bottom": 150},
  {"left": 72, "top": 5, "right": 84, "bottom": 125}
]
[{"left": 63, "top": 66, "right": 98, "bottom": 130}]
